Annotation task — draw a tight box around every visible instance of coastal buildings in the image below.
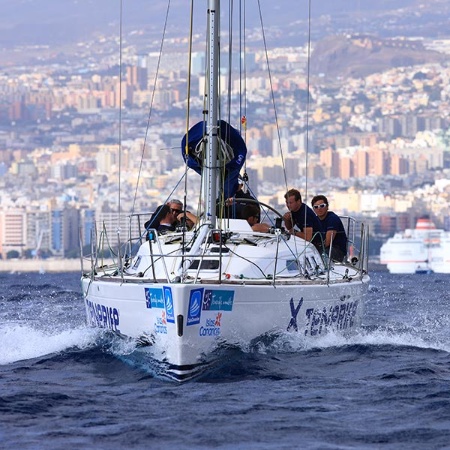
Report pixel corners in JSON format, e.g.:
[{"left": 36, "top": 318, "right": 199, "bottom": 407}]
[{"left": 1, "top": 26, "right": 450, "bottom": 258}]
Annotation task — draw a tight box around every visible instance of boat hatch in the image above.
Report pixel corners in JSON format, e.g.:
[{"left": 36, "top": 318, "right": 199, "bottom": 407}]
[
  {"left": 286, "top": 260, "right": 300, "bottom": 271},
  {"left": 188, "top": 259, "right": 220, "bottom": 270}
]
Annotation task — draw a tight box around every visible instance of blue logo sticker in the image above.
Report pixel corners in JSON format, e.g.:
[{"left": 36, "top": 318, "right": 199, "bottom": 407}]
[
  {"left": 187, "top": 288, "right": 203, "bottom": 326},
  {"left": 163, "top": 286, "right": 175, "bottom": 323},
  {"left": 145, "top": 288, "right": 165, "bottom": 309},
  {"left": 202, "top": 289, "right": 234, "bottom": 311}
]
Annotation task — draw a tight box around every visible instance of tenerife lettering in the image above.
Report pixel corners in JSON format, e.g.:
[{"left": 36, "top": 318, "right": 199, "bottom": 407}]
[
  {"left": 85, "top": 299, "right": 120, "bottom": 332},
  {"left": 287, "top": 297, "right": 304, "bottom": 332},
  {"left": 304, "top": 301, "right": 359, "bottom": 336},
  {"left": 199, "top": 313, "right": 222, "bottom": 337}
]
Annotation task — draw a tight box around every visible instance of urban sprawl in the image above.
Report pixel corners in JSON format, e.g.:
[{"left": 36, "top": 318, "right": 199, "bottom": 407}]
[{"left": 1, "top": 26, "right": 450, "bottom": 260}]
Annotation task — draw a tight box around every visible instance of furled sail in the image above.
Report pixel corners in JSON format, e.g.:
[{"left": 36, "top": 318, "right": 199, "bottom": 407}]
[{"left": 181, "top": 120, "right": 247, "bottom": 199}]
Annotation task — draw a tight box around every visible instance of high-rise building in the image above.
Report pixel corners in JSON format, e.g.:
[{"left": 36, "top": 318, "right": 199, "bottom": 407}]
[
  {"left": 0, "top": 208, "right": 26, "bottom": 258},
  {"left": 368, "top": 147, "right": 389, "bottom": 176},
  {"left": 126, "top": 65, "right": 148, "bottom": 91},
  {"left": 390, "top": 154, "right": 409, "bottom": 175},
  {"left": 320, "top": 147, "right": 340, "bottom": 178},
  {"left": 354, "top": 148, "right": 369, "bottom": 178},
  {"left": 339, "top": 156, "right": 354, "bottom": 179},
  {"left": 50, "top": 208, "right": 80, "bottom": 257}
]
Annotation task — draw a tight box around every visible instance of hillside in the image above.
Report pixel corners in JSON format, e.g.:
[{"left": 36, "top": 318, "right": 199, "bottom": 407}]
[
  {"left": 0, "top": 0, "right": 444, "bottom": 47},
  {"left": 311, "top": 35, "right": 445, "bottom": 79}
]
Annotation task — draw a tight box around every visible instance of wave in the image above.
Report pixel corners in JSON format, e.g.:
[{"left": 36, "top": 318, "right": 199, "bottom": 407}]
[
  {"left": 0, "top": 323, "right": 98, "bottom": 365},
  {"left": 2, "top": 316, "right": 449, "bottom": 382},
  {"left": 88, "top": 324, "right": 450, "bottom": 383}
]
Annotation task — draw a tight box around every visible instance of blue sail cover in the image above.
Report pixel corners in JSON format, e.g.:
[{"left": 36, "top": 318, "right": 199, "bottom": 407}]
[{"left": 181, "top": 120, "right": 247, "bottom": 199}]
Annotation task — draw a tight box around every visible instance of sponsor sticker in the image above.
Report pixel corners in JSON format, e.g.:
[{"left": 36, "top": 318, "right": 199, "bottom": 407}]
[
  {"left": 202, "top": 289, "right": 234, "bottom": 311},
  {"left": 154, "top": 311, "right": 168, "bottom": 334},
  {"left": 199, "top": 312, "right": 222, "bottom": 337},
  {"left": 163, "top": 286, "right": 175, "bottom": 323},
  {"left": 187, "top": 288, "right": 203, "bottom": 326},
  {"left": 145, "top": 288, "right": 165, "bottom": 309}
]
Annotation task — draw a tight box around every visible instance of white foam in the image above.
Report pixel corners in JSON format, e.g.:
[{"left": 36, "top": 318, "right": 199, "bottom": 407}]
[
  {"left": 0, "top": 323, "right": 99, "bottom": 365},
  {"left": 273, "top": 327, "right": 450, "bottom": 354}
]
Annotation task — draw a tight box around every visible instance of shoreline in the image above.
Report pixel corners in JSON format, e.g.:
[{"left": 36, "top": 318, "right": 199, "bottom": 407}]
[
  {"left": 0, "top": 258, "right": 388, "bottom": 273},
  {"left": 0, "top": 258, "right": 81, "bottom": 273}
]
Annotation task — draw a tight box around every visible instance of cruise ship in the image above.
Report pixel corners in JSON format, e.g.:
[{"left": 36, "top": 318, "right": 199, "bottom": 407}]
[{"left": 380, "top": 217, "right": 450, "bottom": 274}]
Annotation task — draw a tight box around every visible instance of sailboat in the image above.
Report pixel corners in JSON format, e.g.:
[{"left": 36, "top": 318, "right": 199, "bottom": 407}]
[{"left": 80, "top": 0, "right": 370, "bottom": 381}]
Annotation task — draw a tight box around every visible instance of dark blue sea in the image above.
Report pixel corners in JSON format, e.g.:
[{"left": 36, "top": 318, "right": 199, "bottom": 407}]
[{"left": 1, "top": 271, "right": 449, "bottom": 449}]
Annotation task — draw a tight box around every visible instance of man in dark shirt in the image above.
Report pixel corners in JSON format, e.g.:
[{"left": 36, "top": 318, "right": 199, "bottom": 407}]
[
  {"left": 222, "top": 182, "right": 257, "bottom": 219},
  {"left": 311, "top": 195, "right": 347, "bottom": 262},
  {"left": 283, "top": 188, "right": 323, "bottom": 251},
  {"left": 145, "top": 204, "right": 177, "bottom": 236}
]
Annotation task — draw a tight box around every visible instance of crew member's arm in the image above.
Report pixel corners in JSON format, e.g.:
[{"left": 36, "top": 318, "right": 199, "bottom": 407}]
[
  {"left": 296, "top": 226, "right": 312, "bottom": 241},
  {"left": 177, "top": 211, "right": 198, "bottom": 225},
  {"left": 325, "top": 230, "right": 337, "bottom": 248},
  {"left": 283, "top": 212, "right": 293, "bottom": 231}
]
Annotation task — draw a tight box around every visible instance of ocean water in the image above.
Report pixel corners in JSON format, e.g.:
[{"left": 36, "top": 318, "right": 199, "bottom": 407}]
[{"left": 1, "top": 271, "right": 450, "bottom": 450}]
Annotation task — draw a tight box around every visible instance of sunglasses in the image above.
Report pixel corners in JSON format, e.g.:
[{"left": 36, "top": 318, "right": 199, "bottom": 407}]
[
  {"left": 171, "top": 208, "right": 182, "bottom": 214},
  {"left": 313, "top": 203, "right": 327, "bottom": 209}
]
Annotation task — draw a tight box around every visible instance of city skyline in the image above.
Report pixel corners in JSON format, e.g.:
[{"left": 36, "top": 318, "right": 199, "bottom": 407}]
[{"left": 0, "top": 0, "right": 450, "bottom": 259}]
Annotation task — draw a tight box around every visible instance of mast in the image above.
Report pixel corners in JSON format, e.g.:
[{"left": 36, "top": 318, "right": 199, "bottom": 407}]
[{"left": 205, "top": 0, "right": 220, "bottom": 227}]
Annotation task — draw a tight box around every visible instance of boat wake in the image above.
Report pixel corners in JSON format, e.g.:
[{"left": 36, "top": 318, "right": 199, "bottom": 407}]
[
  {"left": 2, "top": 315, "right": 448, "bottom": 382},
  {"left": 0, "top": 322, "right": 98, "bottom": 365},
  {"left": 94, "top": 321, "right": 450, "bottom": 382}
]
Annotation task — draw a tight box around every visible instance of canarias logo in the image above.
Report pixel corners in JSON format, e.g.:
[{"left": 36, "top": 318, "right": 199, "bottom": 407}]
[{"left": 199, "top": 312, "right": 222, "bottom": 337}]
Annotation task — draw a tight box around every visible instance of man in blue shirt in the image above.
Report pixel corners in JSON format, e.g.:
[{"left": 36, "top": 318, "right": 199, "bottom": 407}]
[
  {"left": 311, "top": 195, "right": 348, "bottom": 262},
  {"left": 283, "top": 189, "right": 323, "bottom": 252}
]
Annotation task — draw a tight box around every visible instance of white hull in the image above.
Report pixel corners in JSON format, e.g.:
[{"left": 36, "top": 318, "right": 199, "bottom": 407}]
[
  {"left": 81, "top": 219, "right": 369, "bottom": 381},
  {"left": 82, "top": 275, "right": 368, "bottom": 379}
]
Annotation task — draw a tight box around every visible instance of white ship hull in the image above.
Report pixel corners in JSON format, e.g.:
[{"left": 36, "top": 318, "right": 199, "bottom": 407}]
[{"left": 380, "top": 218, "right": 450, "bottom": 274}]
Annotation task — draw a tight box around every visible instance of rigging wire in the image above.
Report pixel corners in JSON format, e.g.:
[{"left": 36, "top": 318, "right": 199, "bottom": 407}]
[
  {"left": 297, "top": 0, "right": 314, "bottom": 253},
  {"left": 131, "top": 0, "right": 172, "bottom": 214},
  {"left": 240, "top": 0, "right": 248, "bottom": 181},
  {"left": 118, "top": 0, "right": 123, "bottom": 226},
  {"left": 304, "top": 0, "right": 313, "bottom": 207},
  {"left": 180, "top": 0, "right": 196, "bottom": 251},
  {"left": 219, "top": 0, "right": 235, "bottom": 209},
  {"left": 256, "top": 0, "right": 289, "bottom": 192},
  {"left": 256, "top": 0, "right": 315, "bottom": 255},
  {"left": 213, "top": 2, "right": 229, "bottom": 221},
  {"left": 226, "top": 0, "right": 233, "bottom": 125},
  {"left": 116, "top": 0, "right": 125, "bottom": 275}
]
